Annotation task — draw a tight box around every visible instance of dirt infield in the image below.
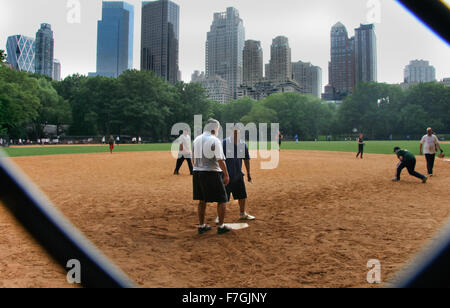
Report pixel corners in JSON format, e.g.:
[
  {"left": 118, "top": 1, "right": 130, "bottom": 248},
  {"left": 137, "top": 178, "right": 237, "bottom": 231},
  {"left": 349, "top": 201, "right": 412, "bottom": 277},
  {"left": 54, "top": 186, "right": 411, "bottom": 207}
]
[{"left": 1, "top": 150, "right": 449, "bottom": 288}]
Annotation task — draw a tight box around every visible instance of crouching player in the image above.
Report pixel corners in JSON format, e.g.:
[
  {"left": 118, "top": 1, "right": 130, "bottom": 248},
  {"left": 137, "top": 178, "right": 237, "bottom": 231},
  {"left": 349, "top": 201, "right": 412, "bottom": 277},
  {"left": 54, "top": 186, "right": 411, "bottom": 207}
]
[{"left": 393, "top": 147, "right": 427, "bottom": 183}]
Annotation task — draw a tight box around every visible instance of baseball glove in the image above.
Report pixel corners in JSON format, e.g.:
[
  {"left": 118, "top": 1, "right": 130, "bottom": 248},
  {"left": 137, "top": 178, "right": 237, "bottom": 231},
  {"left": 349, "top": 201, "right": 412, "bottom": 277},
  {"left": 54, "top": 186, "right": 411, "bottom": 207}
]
[{"left": 439, "top": 152, "right": 445, "bottom": 158}]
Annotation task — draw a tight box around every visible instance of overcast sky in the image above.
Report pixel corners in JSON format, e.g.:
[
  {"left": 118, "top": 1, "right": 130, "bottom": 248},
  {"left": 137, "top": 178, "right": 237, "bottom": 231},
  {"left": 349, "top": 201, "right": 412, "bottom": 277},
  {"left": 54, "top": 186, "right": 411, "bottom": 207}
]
[{"left": 1, "top": 0, "right": 449, "bottom": 87}]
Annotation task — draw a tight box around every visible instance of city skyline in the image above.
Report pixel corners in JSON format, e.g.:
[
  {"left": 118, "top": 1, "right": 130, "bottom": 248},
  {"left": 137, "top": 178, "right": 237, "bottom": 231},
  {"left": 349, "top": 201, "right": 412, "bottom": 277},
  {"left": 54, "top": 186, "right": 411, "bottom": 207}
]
[{"left": 1, "top": 0, "right": 449, "bottom": 87}]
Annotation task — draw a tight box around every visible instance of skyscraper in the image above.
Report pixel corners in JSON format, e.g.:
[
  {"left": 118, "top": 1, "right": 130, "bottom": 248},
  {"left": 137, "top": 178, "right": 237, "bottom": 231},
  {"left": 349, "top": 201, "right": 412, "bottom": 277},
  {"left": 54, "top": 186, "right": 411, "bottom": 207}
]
[
  {"left": 404, "top": 60, "right": 436, "bottom": 83},
  {"left": 35, "top": 23, "right": 54, "bottom": 78},
  {"left": 6, "top": 35, "right": 35, "bottom": 73},
  {"left": 268, "top": 36, "right": 292, "bottom": 83},
  {"left": 292, "top": 61, "right": 322, "bottom": 98},
  {"left": 206, "top": 7, "right": 245, "bottom": 101},
  {"left": 243, "top": 40, "right": 263, "bottom": 87},
  {"left": 141, "top": 0, "right": 180, "bottom": 84},
  {"left": 53, "top": 59, "right": 61, "bottom": 81},
  {"left": 95, "top": 1, "right": 134, "bottom": 78},
  {"left": 328, "top": 22, "right": 354, "bottom": 98},
  {"left": 354, "top": 24, "right": 377, "bottom": 85}
]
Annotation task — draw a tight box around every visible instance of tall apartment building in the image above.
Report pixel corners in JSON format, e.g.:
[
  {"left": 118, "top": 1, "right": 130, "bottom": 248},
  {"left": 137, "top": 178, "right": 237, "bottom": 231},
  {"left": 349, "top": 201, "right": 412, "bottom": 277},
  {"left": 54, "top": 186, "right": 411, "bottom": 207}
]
[
  {"left": 267, "top": 36, "right": 292, "bottom": 83},
  {"left": 94, "top": 1, "right": 134, "bottom": 78},
  {"left": 206, "top": 7, "right": 245, "bottom": 101},
  {"left": 35, "top": 23, "right": 54, "bottom": 78},
  {"left": 292, "top": 61, "right": 322, "bottom": 98},
  {"left": 404, "top": 60, "right": 436, "bottom": 83},
  {"left": 6, "top": 35, "right": 35, "bottom": 73},
  {"left": 243, "top": 40, "right": 263, "bottom": 87},
  {"left": 328, "top": 22, "right": 354, "bottom": 97},
  {"left": 53, "top": 59, "right": 61, "bottom": 81},
  {"left": 141, "top": 0, "right": 180, "bottom": 84},
  {"left": 354, "top": 24, "right": 377, "bottom": 85},
  {"left": 326, "top": 22, "right": 377, "bottom": 100}
]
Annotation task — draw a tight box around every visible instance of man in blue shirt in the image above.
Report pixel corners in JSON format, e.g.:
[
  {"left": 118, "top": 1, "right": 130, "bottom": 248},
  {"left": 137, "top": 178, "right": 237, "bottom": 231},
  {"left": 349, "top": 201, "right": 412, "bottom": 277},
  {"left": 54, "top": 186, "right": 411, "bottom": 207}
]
[{"left": 221, "top": 128, "right": 255, "bottom": 221}]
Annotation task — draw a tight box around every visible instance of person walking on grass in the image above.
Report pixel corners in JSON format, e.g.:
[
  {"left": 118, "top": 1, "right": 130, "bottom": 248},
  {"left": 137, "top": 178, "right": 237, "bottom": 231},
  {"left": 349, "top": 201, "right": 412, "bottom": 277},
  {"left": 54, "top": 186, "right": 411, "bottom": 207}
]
[
  {"left": 392, "top": 147, "right": 427, "bottom": 183},
  {"left": 193, "top": 119, "right": 232, "bottom": 235},
  {"left": 109, "top": 136, "right": 115, "bottom": 154},
  {"left": 420, "top": 128, "right": 444, "bottom": 177},
  {"left": 356, "top": 133, "right": 365, "bottom": 159}
]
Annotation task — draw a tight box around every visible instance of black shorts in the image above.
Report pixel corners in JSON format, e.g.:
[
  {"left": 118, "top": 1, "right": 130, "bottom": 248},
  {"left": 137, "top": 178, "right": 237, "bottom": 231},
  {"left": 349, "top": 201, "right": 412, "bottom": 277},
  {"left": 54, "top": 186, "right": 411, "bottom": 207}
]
[
  {"left": 226, "top": 176, "right": 247, "bottom": 201},
  {"left": 193, "top": 171, "right": 228, "bottom": 203}
]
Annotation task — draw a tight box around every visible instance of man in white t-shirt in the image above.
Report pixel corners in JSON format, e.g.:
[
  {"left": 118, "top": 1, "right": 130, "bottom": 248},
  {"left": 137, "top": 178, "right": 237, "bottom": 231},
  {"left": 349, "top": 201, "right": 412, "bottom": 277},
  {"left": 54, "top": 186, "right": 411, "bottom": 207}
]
[
  {"left": 420, "top": 128, "right": 444, "bottom": 177},
  {"left": 192, "top": 119, "right": 231, "bottom": 235},
  {"left": 174, "top": 130, "right": 193, "bottom": 175}
]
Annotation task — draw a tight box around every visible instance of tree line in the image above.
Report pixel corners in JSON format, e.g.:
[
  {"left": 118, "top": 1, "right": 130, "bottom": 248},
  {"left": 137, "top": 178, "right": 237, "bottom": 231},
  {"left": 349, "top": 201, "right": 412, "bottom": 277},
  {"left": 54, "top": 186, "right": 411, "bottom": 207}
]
[{"left": 1, "top": 63, "right": 449, "bottom": 141}]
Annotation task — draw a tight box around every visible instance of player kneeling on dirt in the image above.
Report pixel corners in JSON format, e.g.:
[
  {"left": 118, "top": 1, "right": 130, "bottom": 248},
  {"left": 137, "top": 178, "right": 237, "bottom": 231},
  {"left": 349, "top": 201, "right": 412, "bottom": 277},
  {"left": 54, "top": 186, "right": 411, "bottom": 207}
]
[{"left": 393, "top": 147, "right": 427, "bottom": 183}]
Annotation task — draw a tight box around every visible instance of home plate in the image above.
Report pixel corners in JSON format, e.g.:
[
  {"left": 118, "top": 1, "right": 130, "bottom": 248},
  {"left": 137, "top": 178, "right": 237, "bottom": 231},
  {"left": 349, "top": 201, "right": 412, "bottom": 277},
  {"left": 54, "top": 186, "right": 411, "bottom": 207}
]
[
  {"left": 444, "top": 159, "right": 450, "bottom": 162},
  {"left": 226, "top": 223, "right": 249, "bottom": 230}
]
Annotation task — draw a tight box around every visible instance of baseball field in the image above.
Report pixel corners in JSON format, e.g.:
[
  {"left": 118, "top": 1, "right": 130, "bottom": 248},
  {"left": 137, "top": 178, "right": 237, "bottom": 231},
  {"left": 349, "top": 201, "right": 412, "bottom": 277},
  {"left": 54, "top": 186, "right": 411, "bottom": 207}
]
[{"left": 1, "top": 141, "right": 449, "bottom": 287}]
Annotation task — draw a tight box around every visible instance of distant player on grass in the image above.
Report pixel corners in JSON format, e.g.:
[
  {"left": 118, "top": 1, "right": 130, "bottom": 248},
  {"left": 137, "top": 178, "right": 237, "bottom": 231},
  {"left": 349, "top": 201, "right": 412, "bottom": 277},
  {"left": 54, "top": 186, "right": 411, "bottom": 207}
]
[
  {"left": 278, "top": 131, "right": 283, "bottom": 151},
  {"left": 174, "top": 130, "right": 193, "bottom": 175},
  {"left": 356, "top": 133, "right": 365, "bottom": 159},
  {"left": 109, "top": 136, "right": 115, "bottom": 154},
  {"left": 218, "top": 128, "right": 255, "bottom": 222},
  {"left": 392, "top": 146, "right": 427, "bottom": 183},
  {"left": 420, "top": 127, "right": 444, "bottom": 177},
  {"left": 193, "top": 119, "right": 232, "bottom": 235}
]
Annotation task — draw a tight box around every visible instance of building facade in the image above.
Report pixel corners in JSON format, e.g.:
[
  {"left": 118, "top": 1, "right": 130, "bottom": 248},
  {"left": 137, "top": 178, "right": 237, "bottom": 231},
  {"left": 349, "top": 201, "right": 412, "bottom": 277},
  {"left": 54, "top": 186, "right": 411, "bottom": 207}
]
[
  {"left": 6, "top": 35, "right": 35, "bottom": 73},
  {"left": 206, "top": 7, "right": 245, "bottom": 101},
  {"left": 404, "top": 60, "right": 436, "bottom": 83},
  {"left": 141, "top": 0, "right": 179, "bottom": 84},
  {"left": 243, "top": 40, "right": 263, "bottom": 87},
  {"left": 192, "top": 74, "right": 232, "bottom": 104},
  {"left": 53, "top": 59, "right": 61, "bottom": 81},
  {"left": 35, "top": 23, "right": 54, "bottom": 78},
  {"left": 292, "top": 60, "right": 322, "bottom": 98},
  {"left": 237, "top": 80, "right": 302, "bottom": 101},
  {"left": 95, "top": 1, "right": 134, "bottom": 78},
  {"left": 442, "top": 78, "right": 450, "bottom": 87},
  {"left": 328, "top": 22, "right": 354, "bottom": 98},
  {"left": 354, "top": 24, "right": 377, "bottom": 85},
  {"left": 267, "top": 36, "right": 292, "bottom": 83}
]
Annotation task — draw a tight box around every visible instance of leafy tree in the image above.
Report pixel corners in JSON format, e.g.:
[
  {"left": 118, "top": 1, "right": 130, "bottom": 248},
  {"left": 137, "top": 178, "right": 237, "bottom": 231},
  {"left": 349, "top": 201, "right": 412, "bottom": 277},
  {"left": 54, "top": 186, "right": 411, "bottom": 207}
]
[
  {"left": 0, "top": 66, "right": 41, "bottom": 137},
  {"left": 33, "top": 78, "right": 72, "bottom": 138},
  {"left": 0, "top": 50, "right": 6, "bottom": 63}
]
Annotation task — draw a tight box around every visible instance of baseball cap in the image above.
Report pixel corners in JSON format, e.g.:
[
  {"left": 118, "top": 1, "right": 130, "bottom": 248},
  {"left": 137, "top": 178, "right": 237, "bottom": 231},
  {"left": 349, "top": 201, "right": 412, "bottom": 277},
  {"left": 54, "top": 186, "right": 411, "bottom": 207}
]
[{"left": 394, "top": 147, "right": 400, "bottom": 152}]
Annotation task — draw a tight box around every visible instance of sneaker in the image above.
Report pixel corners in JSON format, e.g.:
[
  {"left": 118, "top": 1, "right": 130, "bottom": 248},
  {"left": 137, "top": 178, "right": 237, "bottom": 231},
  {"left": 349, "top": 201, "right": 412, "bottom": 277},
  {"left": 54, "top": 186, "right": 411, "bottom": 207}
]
[
  {"left": 422, "top": 176, "right": 428, "bottom": 184},
  {"left": 198, "top": 225, "right": 212, "bottom": 235},
  {"left": 428, "top": 174, "right": 433, "bottom": 177},
  {"left": 217, "top": 225, "right": 232, "bottom": 235},
  {"left": 239, "top": 213, "right": 256, "bottom": 221},
  {"left": 392, "top": 178, "right": 400, "bottom": 182},
  {"left": 174, "top": 171, "right": 179, "bottom": 175}
]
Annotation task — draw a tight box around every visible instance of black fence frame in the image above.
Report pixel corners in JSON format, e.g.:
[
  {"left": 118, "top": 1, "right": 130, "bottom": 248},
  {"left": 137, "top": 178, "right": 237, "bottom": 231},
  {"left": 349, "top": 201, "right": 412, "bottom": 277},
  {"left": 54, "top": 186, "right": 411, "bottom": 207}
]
[{"left": 0, "top": 0, "right": 449, "bottom": 289}]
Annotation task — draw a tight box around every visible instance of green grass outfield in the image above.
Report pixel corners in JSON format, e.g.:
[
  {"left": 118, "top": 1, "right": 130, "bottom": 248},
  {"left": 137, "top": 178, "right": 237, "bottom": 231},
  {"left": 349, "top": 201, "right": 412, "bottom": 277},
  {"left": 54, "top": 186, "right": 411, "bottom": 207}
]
[{"left": 1, "top": 141, "right": 448, "bottom": 158}]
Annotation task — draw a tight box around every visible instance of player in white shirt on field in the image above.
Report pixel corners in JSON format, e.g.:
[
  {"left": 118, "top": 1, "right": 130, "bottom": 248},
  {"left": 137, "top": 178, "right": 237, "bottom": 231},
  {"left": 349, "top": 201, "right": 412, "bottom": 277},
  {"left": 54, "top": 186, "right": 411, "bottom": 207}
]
[
  {"left": 174, "top": 130, "right": 193, "bottom": 175},
  {"left": 420, "top": 127, "right": 444, "bottom": 177},
  {"left": 192, "top": 119, "right": 231, "bottom": 235}
]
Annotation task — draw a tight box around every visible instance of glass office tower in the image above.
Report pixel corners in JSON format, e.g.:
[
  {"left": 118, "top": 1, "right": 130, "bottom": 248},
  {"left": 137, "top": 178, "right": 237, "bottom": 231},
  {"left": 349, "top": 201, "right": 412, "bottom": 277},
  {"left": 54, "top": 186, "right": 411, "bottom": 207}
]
[
  {"left": 141, "top": 0, "right": 180, "bottom": 84},
  {"left": 96, "top": 1, "right": 134, "bottom": 78},
  {"left": 6, "top": 35, "right": 36, "bottom": 73},
  {"left": 35, "top": 23, "right": 54, "bottom": 78}
]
